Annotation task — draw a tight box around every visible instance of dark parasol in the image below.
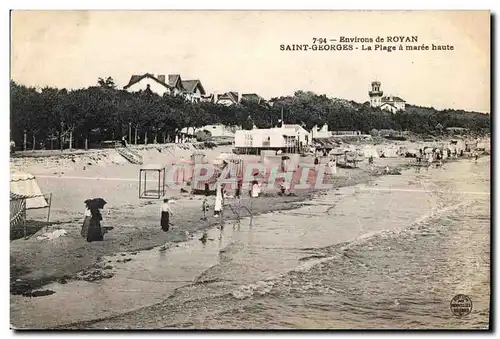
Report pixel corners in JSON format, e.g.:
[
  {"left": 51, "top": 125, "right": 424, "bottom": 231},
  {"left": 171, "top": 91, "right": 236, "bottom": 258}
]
[{"left": 87, "top": 198, "right": 107, "bottom": 210}]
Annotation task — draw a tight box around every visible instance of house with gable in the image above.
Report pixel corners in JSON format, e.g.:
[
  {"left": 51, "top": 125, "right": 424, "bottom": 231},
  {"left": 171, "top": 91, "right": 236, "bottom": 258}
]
[
  {"left": 368, "top": 81, "right": 406, "bottom": 113},
  {"left": 200, "top": 94, "right": 215, "bottom": 103},
  {"left": 216, "top": 92, "right": 240, "bottom": 106},
  {"left": 240, "top": 93, "right": 267, "bottom": 105},
  {"left": 181, "top": 79, "right": 206, "bottom": 103},
  {"left": 167, "top": 74, "right": 185, "bottom": 96},
  {"left": 380, "top": 96, "right": 405, "bottom": 113},
  {"left": 123, "top": 73, "right": 175, "bottom": 96},
  {"left": 124, "top": 73, "right": 207, "bottom": 103}
]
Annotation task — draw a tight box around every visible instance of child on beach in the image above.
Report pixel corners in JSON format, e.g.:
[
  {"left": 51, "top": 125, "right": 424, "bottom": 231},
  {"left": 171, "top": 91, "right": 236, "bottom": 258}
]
[
  {"left": 160, "top": 198, "right": 174, "bottom": 232},
  {"left": 201, "top": 197, "right": 210, "bottom": 220}
]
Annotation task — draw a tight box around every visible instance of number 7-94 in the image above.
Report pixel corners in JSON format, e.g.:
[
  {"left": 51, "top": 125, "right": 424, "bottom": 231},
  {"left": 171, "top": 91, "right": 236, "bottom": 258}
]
[{"left": 312, "top": 38, "right": 327, "bottom": 44}]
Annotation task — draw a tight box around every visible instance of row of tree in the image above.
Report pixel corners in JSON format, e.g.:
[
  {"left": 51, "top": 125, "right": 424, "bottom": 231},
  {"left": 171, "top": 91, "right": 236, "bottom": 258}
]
[{"left": 10, "top": 78, "right": 490, "bottom": 151}]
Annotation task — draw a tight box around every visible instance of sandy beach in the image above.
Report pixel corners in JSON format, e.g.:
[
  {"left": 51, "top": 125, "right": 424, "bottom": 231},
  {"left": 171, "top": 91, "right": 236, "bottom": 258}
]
[{"left": 10, "top": 140, "right": 487, "bottom": 328}]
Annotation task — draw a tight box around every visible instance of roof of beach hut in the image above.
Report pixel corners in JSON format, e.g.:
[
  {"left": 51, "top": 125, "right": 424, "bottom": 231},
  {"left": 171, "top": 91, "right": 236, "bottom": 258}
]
[{"left": 10, "top": 172, "right": 48, "bottom": 209}]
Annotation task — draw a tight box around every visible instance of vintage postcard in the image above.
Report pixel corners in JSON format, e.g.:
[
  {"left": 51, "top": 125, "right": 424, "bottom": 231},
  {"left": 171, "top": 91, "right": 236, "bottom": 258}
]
[{"left": 9, "top": 10, "right": 490, "bottom": 330}]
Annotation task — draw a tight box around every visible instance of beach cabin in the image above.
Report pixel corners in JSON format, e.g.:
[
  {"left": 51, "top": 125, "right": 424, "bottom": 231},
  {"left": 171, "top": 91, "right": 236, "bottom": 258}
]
[{"left": 234, "top": 125, "right": 310, "bottom": 155}]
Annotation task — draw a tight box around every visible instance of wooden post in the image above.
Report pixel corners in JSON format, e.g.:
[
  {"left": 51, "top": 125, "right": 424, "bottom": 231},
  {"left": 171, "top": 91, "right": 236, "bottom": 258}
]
[
  {"left": 23, "top": 130, "right": 27, "bottom": 151},
  {"left": 46, "top": 193, "right": 52, "bottom": 223},
  {"left": 85, "top": 137, "right": 88, "bottom": 151},
  {"left": 23, "top": 207, "right": 27, "bottom": 240},
  {"left": 32, "top": 134, "right": 36, "bottom": 151},
  {"left": 134, "top": 125, "right": 138, "bottom": 145},
  {"left": 50, "top": 138, "right": 54, "bottom": 150},
  {"left": 145, "top": 131, "right": 148, "bottom": 145},
  {"left": 139, "top": 170, "right": 142, "bottom": 198}
]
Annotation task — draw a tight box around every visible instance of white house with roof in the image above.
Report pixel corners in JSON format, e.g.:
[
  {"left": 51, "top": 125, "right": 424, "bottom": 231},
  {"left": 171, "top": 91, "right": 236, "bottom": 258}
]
[
  {"left": 368, "top": 81, "right": 406, "bottom": 113},
  {"left": 282, "top": 124, "right": 311, "bottom": 146},
  {"left": 124, "top": 73, "right": 174, "bottom": 96},
  {"left": 181, "top": 80, "right": 206, "bottom": 103},
  {"left": 216, "top": 92, "right": 240, "bottom": 106},
  {"left": 123, "top": 73, "right": 206, "bottom": 103}
]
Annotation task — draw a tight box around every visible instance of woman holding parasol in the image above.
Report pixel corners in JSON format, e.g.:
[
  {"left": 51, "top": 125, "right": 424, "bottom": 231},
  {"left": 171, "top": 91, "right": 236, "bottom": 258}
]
[{"left": 86, "top": 198, "right": 107, "bottom": 242}]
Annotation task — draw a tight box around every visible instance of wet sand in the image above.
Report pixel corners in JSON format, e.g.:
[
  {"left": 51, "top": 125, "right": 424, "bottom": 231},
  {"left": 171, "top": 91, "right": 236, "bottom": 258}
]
[
  {"left": 10, "top": 142, "right": 477, "bottom": 328},
  {"left": 10, "top": 154, "right": 489, "bottom": 329}
]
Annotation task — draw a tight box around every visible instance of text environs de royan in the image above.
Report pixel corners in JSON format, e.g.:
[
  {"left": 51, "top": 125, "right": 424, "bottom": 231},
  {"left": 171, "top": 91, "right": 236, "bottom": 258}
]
[{"left": 280, "top": 36, "right": 419, "bottom": 51}]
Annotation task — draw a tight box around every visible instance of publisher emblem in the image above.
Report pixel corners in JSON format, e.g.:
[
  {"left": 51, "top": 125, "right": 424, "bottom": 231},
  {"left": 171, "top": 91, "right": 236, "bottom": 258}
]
[{"left": 450, "top": 294, "right": 472, "bottom": 317}]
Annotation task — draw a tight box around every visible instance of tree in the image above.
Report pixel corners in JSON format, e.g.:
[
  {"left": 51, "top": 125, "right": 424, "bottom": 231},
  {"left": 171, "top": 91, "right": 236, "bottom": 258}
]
[
  {"left": 9, "top": 80, "right": 491, "bottom": 151},
  {"left": 97, "top": 76, "right": 117, "bottom": 89}
]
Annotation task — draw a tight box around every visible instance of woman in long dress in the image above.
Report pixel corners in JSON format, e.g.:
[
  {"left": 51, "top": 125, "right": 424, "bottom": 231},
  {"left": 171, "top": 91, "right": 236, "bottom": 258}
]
[
  {"left": 81, "top": 200, "right": 92, "bottom": 238},
  {"left": 86, "top": 207, "right": 104, "bottom": 242},
  {"left": 214, "top": 182, "right": 223, "bottom": 217},
  {"left": 160, "top": 198, "right": 173, "bottom": 231},
  {"left": 330, "top": 157, "right": 337, "bottom": 175}
]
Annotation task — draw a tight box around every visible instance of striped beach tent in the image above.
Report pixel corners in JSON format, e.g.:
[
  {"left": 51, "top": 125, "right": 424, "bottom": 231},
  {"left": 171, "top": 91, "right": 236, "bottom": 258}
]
[
  {"left": 10, "top": 192, "right": 27, "bottom": 230},
  {"left": 10, "top": 172, "right": 48, "bottom": 209},
  {"left": 10, "top": 173, "right": 52, "bottom": 238}
]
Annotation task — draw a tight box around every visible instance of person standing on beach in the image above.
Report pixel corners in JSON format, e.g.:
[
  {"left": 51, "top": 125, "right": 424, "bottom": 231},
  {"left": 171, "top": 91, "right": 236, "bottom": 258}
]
[
  {"left": 235, "top": 178, "right": 243, "bottom": 199},
  {"left": 201, "top": 197, "right": 210, "bottom": 220},
  {"left": 329, "top": 157, "right": 337, "bottom": 175},
  {"left": 250, "top": 176, "right": 261, "bottom": 198},
  {"left": 87, "top": 207, "right": 104, "bottom": 242},
  {"left": 214, "top": 182, "right": 223, "bottom": 217},
  {"left": 160, "top": 198, "right": 174, "bottom": 232},
  {"left": 81, "top": 199, "right": 92, "bottom": 238},
  {"left": 314, "top": 156, "right": 320, "bottom": 172}
]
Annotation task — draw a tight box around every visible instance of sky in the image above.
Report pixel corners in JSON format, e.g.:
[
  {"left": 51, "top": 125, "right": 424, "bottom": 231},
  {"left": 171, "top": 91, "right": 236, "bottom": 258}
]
[{"left": 11, "top": 10, "right": 490, "bottom": 113}]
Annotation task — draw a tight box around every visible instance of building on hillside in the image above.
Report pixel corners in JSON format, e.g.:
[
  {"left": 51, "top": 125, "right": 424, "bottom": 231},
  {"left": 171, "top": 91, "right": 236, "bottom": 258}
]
[
  {"left": 123, "top": 73, "right": 206, "bottom": 103},
  {"left": 181, "top": 80, "right": 206, "bottom": 103},
  {"left": 216, "top": 92, "right": 240, "bottom": 106},
  {"left": 200, "top": 94, "right": 215, "bottom": 103},
  {"left": 166, "top": 74, "right": 186, "bottom": 96},
  {"left": 124, "top": 73, "right": 175, "bottom": 96},
  {"left": 368, "top": 81, "right": 406, "bottom": 113},
  {"left": 380, "top": 102, "right": 399, "bottom": 114}
]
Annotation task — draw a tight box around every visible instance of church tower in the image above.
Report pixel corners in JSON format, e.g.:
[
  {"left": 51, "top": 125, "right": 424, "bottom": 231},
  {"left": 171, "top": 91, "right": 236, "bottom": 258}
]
[{"left": 369, "top": 81, "right": 383, "bottom": 107}]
